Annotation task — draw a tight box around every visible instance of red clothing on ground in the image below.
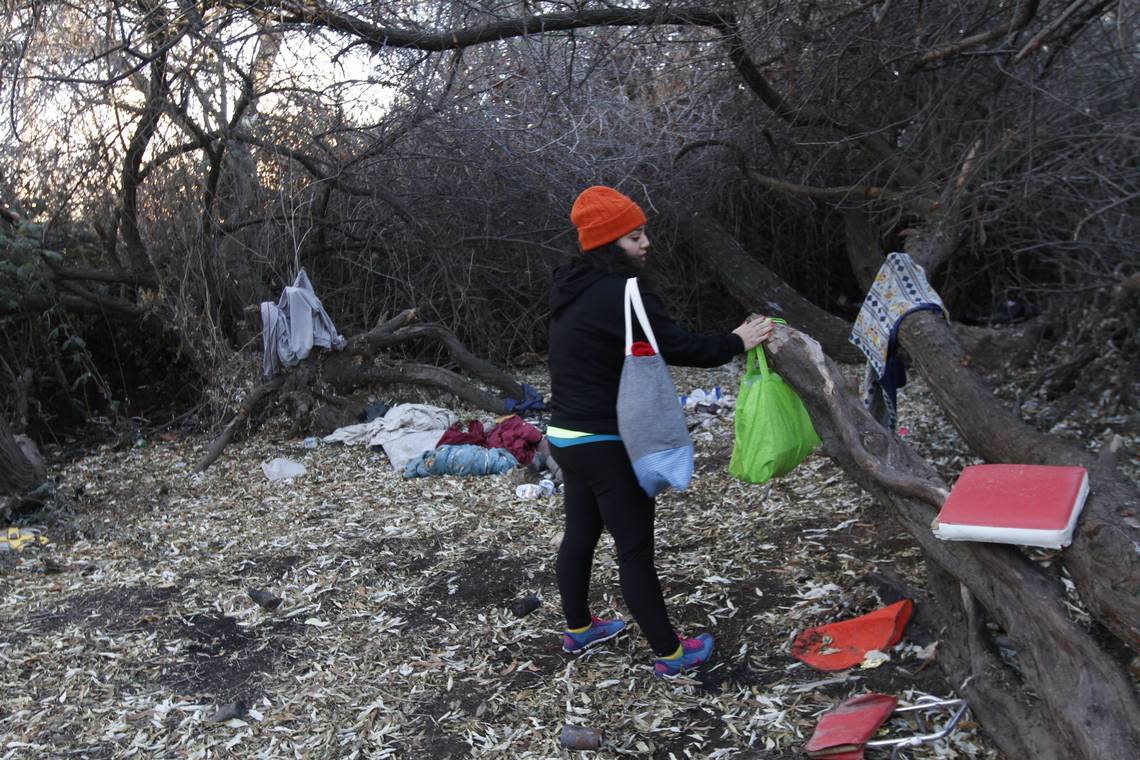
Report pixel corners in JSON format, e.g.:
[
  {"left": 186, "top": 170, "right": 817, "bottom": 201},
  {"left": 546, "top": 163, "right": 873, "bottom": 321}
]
[
  {"left": 437, "top": 420, "right": 489, "bottom": 448},
  {"left": 487, "top": 415, "right": 543, "bottom": 465}
]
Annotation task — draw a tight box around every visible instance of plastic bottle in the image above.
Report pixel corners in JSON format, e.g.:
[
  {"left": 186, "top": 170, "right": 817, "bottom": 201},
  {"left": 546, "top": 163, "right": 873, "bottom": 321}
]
[
  {"left": 538, "top": 479, "right": 556, "bottom": 496},
  {"left": 516, "top": 483, "right": 543, "bottom": 499}
]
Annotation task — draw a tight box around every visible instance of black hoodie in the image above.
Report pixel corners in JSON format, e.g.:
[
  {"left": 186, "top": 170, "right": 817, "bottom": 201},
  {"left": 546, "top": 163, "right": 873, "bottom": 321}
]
[{"left": 548, "top": 263, "right": 743, "bottom": 435}]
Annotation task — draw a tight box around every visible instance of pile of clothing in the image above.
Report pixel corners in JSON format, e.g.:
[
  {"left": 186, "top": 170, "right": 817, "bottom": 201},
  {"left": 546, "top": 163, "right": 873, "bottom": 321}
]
[
  {"left": 325, "top": 407, "right": 546, "bottom": 480},
  {"left": 438, "top": 415, "right": 543, "bottom": 465},
  {"left": 403, "top": 445, "right": 518, "bottom": 479},
  {"left": 323, "top": 404, "right": 457, "bottom": 471}
]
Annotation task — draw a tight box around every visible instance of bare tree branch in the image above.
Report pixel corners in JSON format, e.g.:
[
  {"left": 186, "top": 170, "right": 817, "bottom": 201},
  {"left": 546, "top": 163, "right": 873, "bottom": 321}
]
[
  {"left": 915, "top": 0, "right": 1041, "bottom": 68},
  {"left": 229, "top": 132, "right": 419, "bottom": 227},
  {"left": 115, "top": 2, "right": 172, "bottom": 276},
  {"left": 1014, "top": 0, "right": 1100, "bottom": 62},
  {"left": 234, "top": 3, "right": 734, "bottom": 51}
]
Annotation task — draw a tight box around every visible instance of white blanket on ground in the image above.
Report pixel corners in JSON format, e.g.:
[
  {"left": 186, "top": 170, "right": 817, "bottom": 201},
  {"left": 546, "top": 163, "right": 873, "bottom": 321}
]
[{"left": 323, "top": 403, "right": 458, "bottom": 471}]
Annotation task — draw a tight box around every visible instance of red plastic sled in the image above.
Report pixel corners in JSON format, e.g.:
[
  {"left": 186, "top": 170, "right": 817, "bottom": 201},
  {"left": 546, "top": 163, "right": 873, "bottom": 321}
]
[
  {"left": 806, "top": 693, "right": 898, "bottom": 757},
  {"left": 807, "top": 694, "right": 968, "bottom": 759},
  {"left": 791, "top": 600, "right": 913, "bottom": 671}
]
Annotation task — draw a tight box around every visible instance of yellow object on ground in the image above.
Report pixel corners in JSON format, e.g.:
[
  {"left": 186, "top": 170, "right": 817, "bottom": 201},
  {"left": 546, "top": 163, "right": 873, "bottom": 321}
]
[{"left": 1, "top": 526, "right": 49, "bottom": 552}]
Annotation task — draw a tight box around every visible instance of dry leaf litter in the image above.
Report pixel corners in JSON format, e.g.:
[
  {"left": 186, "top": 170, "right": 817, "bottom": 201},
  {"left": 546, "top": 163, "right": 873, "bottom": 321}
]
[{"left": 9, "top": 354, "right": 1128, "bottom": 759}]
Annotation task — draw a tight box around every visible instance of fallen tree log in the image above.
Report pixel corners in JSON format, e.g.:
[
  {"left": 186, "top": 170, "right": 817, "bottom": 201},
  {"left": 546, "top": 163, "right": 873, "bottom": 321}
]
[
  {"left": 842, "top": 211, "right": 1140, "bottom": 652},
  {"left": 195, "top": 309, "right": 522, "bottom": 472},
  {"left": 325, "top": 317, "right": 522, "bottom": 400},
  {"left": 680, "top": 215, "right": 862, "bottom": 363},
  {"left": 194, "top": 376, "right": 285, "bottom": 473},
  {"left": 355, "top": 364, "right": 510, "bottom": 414},
  {"left": 765, "top": 325, "right": 1140, "bottom": 759},
  {"left": 899, "top": 310, "right": 1140, "bottom": 651},
  {"left": 865, "top": 568, "right": 1059, "bottom": 758},
  {"left": 951, "top": 318, "right": 1047, "bottom": 373}
]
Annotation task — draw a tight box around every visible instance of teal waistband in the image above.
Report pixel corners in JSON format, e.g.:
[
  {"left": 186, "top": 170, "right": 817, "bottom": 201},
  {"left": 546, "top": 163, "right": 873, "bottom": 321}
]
[{"left": 548, "top": 433, "right": 622, "bottom": 447}]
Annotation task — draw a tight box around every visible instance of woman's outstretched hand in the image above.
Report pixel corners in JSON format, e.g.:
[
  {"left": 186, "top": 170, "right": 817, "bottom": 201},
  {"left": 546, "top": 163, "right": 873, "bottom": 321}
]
[{"left": 733, "top": 315, "right": 775, "bottom": 351}]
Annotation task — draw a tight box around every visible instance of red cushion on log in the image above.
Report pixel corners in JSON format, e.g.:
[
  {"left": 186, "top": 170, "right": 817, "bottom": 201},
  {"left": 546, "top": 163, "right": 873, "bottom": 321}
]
[{"left": 933, "top": 464, "right": 1089, "bottom": 548}]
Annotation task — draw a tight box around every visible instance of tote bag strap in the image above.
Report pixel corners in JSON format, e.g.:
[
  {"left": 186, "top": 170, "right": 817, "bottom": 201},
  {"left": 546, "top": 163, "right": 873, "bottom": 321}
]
[
  {"left": 746, "top": 346, "right": 770, "bottom": 378},
  {"left": 624, "top": 277, "right": 660, "bottom": 356}
]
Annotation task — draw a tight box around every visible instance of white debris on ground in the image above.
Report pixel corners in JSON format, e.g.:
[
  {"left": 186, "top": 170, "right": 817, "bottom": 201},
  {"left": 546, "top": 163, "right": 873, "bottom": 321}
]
[{"left": 0, "top": 360, "right": 1014, "bottom": 759}]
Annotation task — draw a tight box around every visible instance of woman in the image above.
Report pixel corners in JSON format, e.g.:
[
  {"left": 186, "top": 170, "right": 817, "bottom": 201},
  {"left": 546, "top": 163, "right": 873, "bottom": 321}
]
[{"left": 548, "top": 185, "right": 773, "bottom": 678}]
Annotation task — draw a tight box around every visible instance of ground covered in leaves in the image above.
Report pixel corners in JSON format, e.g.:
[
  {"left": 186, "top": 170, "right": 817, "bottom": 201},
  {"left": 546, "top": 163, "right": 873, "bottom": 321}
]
[{"left": 9, "top": 352, "right": 1129, "bottom": 759}]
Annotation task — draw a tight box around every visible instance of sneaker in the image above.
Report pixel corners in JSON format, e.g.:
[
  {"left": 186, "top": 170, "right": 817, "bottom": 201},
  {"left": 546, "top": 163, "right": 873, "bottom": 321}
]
[
  {"left": 562, "top": 616, "right": 626, "bottom": 654},
  {"left": 654, "top": 633, "right": 714, "bottom": 679}
]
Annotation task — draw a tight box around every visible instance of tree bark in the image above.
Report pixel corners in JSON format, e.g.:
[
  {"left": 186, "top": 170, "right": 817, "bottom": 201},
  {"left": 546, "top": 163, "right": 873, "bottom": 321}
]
[
  {"left": 764, "top": 325, "right": 1140, "bottom": 759},
  {"left": 899, "top": 311, "right": 1140, "bottom": 651},
  {"left": 193, "top": 376, "right": 285, "bottom": 473},
  {"left": 843, "top": 210, "right": 1140, "bottom": 652},
  {"left": 12, "top": 368, "right": 32, "bottom": 434},
  {"left": 952, "top": 319, "right": 1047, "bottom": 373},
  {"left": 347, "top": 323, "right": 523, "bottom": 398},
  {"left": 357, "top": 364, "right": 509, "bottom": 414},
  {"left": 910, "top": 565, "right": 1062, "bottom": 760},
  {"left": 681, "top": 214, "right": 862, "bottom": 363},
  {"left": 1, "top": 415, "right": 43, "bottom": 508}
]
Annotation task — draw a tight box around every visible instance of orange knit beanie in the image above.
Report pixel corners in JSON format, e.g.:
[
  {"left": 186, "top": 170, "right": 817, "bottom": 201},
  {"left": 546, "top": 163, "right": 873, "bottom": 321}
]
[{"left": 570, "top": 186, "right": 648, "bottom": 251}]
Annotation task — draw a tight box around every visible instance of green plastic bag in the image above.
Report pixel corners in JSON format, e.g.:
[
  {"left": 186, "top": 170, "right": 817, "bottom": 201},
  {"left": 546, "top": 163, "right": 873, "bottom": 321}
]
[{"left": 729, "top": 345, "right": 821, "bottom": 484}]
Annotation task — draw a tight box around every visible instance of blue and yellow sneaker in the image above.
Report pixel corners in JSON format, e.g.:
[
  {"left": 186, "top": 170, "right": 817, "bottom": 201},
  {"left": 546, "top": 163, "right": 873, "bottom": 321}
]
[
  {"left": 562, "top": 616, "right": 626, "bottom": 654},
  {"left": 654, "top": 633, "right": 714, "bottom": 678}
]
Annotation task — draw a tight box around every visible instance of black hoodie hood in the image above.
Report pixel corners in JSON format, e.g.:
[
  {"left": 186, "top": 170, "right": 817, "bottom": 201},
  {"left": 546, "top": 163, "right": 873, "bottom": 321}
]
[{"left": 549, "top": 262, "right": 609, "bottom": 317}]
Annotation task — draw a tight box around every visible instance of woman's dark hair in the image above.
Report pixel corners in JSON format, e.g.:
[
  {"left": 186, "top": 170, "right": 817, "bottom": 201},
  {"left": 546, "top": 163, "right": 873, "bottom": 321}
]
[
  {"left": 578, "top": 242, "right": 641, "bottom": 278},
  {"left": 563, "top": 241, "right": 661, "bottom": 292}
]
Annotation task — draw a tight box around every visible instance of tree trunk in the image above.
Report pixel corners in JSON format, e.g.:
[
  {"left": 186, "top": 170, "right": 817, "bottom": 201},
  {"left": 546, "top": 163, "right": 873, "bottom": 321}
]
[
  {"left": 899, "top": 311, "right": 1140, "bottom": 651},
  {"left": 330, "top": 322, "right": 523, "bottom": 399},
  {"left": 842, "top": 210, "right": 1140, "bottom": 652},
  {"left": 764, "top": 325, "right": 1140, "bottom": 759},
  {"left": 952, "top": 318, "right": 1047, "bottom": 373},
  {"left": 681, "top": 214, "right": 862, "bottom": 363},
  {"left": 0, "top": 417, "right": 42, "bottom": 499},
  {"left": 12, "top": 368, "right": 33, "bottom": 433},
  {"left": 863, "top": 568, "right": 1062, "bottom": 760}
]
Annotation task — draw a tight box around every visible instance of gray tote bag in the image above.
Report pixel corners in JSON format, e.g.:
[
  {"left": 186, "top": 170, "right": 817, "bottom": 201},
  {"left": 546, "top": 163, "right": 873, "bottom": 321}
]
[{"left": 616, "top": 277, "right": 694, "bottom": 497}]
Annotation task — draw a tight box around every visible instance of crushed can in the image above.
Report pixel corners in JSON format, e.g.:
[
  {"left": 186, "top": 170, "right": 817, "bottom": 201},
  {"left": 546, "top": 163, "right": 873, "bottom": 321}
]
[{"left": 559, "top": 724, "right": 603, "bottom": 750}]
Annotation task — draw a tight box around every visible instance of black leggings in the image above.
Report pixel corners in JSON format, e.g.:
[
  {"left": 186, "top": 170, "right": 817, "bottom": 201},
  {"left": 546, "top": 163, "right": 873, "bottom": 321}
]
[{"left": 550, "top": 440, "right": 678, "bottom": 656}]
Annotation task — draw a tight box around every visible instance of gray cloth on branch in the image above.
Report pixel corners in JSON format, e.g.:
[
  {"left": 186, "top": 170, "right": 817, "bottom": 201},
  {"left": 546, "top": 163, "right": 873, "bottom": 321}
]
[
  {"left": 260, "top": 269, "right": 347, "bottom": 377},
  {"left": 323, "top": 403, "right": 458, "bottom": 471}
]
